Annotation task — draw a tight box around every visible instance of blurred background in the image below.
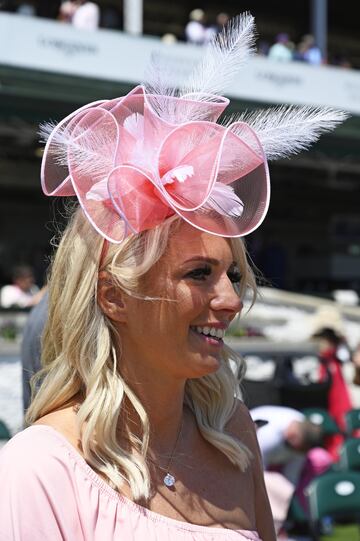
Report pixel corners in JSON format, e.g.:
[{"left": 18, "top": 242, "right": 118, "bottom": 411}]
[{"left": 1, "top": 2, "right": 360, "bottom": 539}]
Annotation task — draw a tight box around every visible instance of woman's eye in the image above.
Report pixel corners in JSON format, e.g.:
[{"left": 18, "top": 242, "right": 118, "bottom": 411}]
[
  {"left": 186, "top": 266, "right": 212, "bottom": 281},
  {"left": 228, "top": 268, "right": 242, "bottom": 295},
  {"left": 227, "top": 270, "right": 241, "bottom": 284}
]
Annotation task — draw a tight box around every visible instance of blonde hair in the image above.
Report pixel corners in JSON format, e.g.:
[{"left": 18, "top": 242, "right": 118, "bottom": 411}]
[{"left": 26, "top": 208, "right": 257, "bottom": 500}]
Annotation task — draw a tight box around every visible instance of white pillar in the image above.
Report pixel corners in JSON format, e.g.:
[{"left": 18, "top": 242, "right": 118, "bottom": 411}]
[
  {"left": 311, "top": 0, "right": 328, "bottom": 60},
  {"left": 123, "top": 0, "right": 143, "bottom": 36}
]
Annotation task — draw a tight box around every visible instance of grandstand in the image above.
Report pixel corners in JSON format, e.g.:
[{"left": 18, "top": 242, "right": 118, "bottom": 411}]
[{"left": 0, "top": 2, "right": 360, "bottom": 297}]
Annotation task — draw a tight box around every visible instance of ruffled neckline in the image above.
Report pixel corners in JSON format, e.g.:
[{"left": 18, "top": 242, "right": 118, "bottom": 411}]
[{"left": 27, "top": 425, "right": 260, "bottom": 539}]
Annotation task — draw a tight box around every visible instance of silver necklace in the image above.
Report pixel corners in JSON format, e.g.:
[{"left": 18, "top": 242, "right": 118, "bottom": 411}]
[{"left": 156, "top": 419, "right": 183, "bottom": 487}]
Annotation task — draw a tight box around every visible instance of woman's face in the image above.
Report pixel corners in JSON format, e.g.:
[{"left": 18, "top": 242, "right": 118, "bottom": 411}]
[{"left": 118, "top": 223, "right": 244, "bottom": 381}]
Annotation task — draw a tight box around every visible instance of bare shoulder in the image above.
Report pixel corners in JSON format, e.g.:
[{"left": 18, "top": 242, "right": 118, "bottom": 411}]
[
  {"left": 226, "top": 399, "right": 256, "bottom": 435},
  {"left": 34, "top": 406, "right": 82, "bottom": 454},
  {"left": 224, "top": 399, "right": 261, "bottom": 461}
]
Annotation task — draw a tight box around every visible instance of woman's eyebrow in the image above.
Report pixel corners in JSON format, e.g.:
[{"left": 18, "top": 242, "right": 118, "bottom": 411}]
[
  {"left": 183, "top": 256, "right": 219, "bottom": 265},
  {"left": 183, "top": 256, "right": 237, "bottom": 267}
]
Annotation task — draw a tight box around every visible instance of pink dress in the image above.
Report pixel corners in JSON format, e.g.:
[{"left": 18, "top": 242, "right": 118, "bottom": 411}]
[{"left": 0, "top": 425, "right": 262, "bottom": 541}]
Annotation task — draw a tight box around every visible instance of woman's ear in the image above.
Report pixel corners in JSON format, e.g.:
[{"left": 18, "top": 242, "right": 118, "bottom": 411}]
[{"left": 97, "top": 270, "right": 127, "bottom": 323}]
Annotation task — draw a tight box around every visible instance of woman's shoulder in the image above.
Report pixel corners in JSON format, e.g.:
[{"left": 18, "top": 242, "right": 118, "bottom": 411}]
[
  {"left": 225, "top": 399, "right": 261, "bottom": 460},
  {"left": 0, "top": 424, "right": 76, "bottom": 475},
  {"left": 0, "top": 425, "right": 92, "bottom": 537},
  {"left": 227, "top": 399, "right": 257, "bottom": 435}
]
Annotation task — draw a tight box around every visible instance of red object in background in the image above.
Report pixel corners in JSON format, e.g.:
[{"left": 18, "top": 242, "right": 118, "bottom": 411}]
[{"left": 319, "top": 346, "right": 353, "bottom": 460}]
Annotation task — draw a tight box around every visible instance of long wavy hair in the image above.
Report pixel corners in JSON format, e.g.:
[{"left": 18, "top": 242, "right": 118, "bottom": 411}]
[{"left": 26, "top": 208, "right": 257, "bottom": 500}]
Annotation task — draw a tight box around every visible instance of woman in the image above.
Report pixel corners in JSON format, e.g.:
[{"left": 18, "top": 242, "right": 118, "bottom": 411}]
[
  {"left": 3, "top": 211, "right": 276, "bottom": 540},
  {"left": 312, "top": 327, "right": 353, "bottom": 459},
  {"left": 0, "top": 12, "right": 345, "bottom": 541}
]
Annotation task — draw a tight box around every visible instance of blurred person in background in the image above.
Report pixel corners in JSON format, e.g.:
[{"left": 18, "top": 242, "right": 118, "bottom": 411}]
[
  {"left": 204, "top": 12, "right": 230, "bottom": 43},
  {"left": 312, "top": 327, "right": 353, "bottom": 459},
  {"left": 251, "top": 405, "right": 332, "bottom": 521},
  {"left": 16, "top": 0, "right": 35, "bottom": 15},
  {"left": 21, "top": 289, "right": 48, "bottom": 413},
  {"left": 72, "top": 0, "right": 99, "bottom": 30},
  {"left": 268, "top": 33, "right": 293, "bottom": 62},
  {"left": 58, "top": 0, "right": 77, "bottom": 23},
  {"left": 161, "top": 33, "right": 178, "bottom": 44},
  {"left": 250, "top": 406, "right": 326, "bottom": 486},
  {"left": 0, "top": 265, "right": 45, "bottom": 309},
  {"left": 184, "top": 8, "right": 206, "bottom": 45},
  {"left": 294, "top": 34, "right": 323, "bottom": 65},
  {"left": 257, "top": 40, "right": 270, "bottom": 56}
]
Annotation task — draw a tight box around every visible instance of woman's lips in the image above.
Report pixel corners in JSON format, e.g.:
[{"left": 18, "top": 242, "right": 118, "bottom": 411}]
[{"left": 189, "top": 327, "right": 224, "bottom": 348}]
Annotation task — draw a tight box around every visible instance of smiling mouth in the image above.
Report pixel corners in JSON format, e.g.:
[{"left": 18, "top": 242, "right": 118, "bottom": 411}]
[{"left": 190, "top": 326, "right": 225, "bottom": 343}]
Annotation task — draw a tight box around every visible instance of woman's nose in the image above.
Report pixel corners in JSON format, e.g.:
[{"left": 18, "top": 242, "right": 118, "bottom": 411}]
[{"left": 209, "top": 276, "right": 243, "bottom": 316}]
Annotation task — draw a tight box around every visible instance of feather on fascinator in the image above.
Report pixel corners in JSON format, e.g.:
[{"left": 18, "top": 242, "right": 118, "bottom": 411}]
[{"left": 40, "top": 12, "right": 348, "bottom": 243}]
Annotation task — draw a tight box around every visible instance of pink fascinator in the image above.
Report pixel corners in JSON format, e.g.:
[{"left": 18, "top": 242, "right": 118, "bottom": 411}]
[{"left": 40, "top": 13, "right": 348, "bottom": 243}]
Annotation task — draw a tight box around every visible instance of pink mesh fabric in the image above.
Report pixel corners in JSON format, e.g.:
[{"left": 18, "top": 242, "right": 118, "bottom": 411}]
[{"left": 41, "top": 85, "right": 270, "bottom": 242}]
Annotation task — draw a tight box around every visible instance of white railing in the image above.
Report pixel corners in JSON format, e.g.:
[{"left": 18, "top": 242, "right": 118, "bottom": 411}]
[{"left": 1, "top": 13, "right": 360, "bottom": 114}]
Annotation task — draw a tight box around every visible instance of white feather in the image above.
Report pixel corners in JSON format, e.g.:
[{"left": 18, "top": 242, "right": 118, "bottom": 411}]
[
  {"left": 39, "top": 121, "right": 57, "bottom": 144},
  {"left": 143, "top": 13, "right": 256, "bottom": 123},
  {"left": 123, "top": 113, "right": 144, "bottom": 139},
  {"left": 203, "top": 183, "right": 244, "bottom": 218},
  {"left": 144, "top": 54, "right": 177, "bottom": 99},
  {"left": 224, "top": 106, "right": 349, "bottom": 160},
  {"left": 39, "top": 121, "right": 114, "bottom": 182},
  {"left": 86, "top": 178, "right": 109, "bottom": 201},
  {"left": 161, "top": 165, "right": 194, "bottom": 185},
  {"left": 180, "top": 13, "right": 256, "bottom": 100}
]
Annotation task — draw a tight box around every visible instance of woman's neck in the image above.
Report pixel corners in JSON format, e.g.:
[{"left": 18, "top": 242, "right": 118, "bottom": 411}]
[
  {"left": 118, "top": 362, "right": 186, "bottom": 453},
  {"left": 126, "top": 396, "right": 185, "bottom": 452}
]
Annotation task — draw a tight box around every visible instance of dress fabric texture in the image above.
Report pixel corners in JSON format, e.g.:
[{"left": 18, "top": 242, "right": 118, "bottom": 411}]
[{"left": 0, "top": 425, "right": 262, "bottom": 541}]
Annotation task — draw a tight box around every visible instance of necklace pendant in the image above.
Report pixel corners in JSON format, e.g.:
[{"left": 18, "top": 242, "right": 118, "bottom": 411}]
[{"left": 163, "top": 473, "right": 175, "bottom": 487}]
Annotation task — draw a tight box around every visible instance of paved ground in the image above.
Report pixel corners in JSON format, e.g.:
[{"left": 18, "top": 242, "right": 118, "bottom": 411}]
[{"left": 0, "top": 352, "right": 23, "bottom": 438}]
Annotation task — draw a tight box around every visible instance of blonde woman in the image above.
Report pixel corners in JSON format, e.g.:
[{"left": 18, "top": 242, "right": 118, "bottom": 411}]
[{"left": 0, "top": 12, "right": 346, "bottom": 541}]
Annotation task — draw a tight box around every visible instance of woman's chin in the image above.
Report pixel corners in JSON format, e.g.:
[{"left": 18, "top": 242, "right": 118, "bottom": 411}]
[{"left": 187, "top": 354, "right": 222, "bottom": 378}]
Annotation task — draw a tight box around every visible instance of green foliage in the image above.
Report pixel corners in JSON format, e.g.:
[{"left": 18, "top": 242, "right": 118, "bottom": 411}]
[{"left": 0, "top": 320, "right": 19, "bottom": 341}]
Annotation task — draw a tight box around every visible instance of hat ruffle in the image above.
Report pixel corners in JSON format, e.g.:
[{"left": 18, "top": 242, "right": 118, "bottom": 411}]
[{"left": 41, "top": 85, "right": 270, "bottom": 242}]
